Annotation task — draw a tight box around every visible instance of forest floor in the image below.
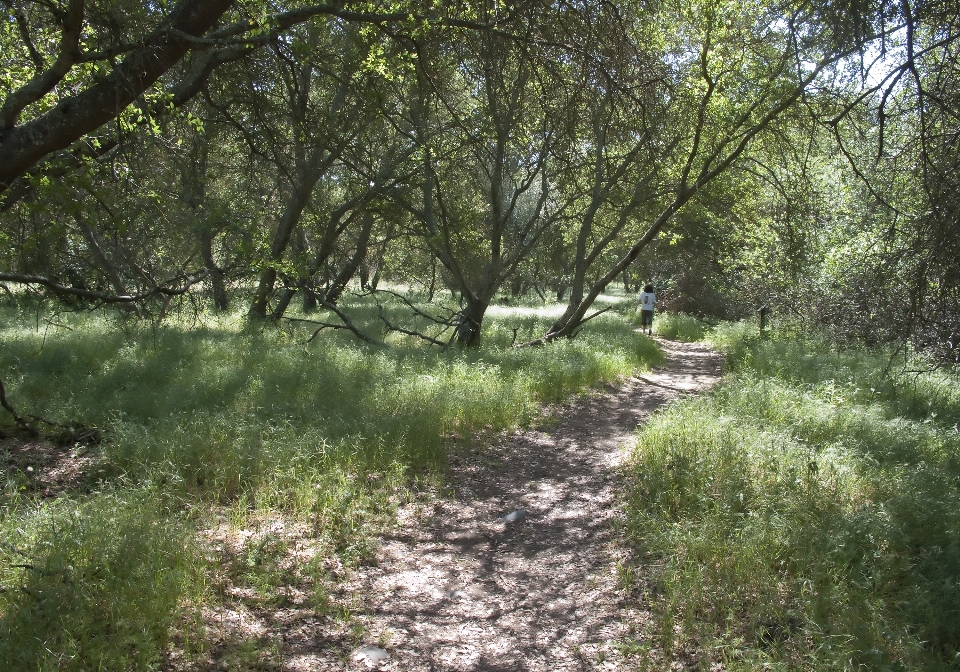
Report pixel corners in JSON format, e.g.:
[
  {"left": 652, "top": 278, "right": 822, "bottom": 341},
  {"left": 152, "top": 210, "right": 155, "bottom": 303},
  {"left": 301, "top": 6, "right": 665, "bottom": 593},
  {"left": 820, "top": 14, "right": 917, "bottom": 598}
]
[
  {"left": 304, "top": 337, "right": 725, "bottom": 671},
  {"left": 1, "top": 337, "right": 723, "bottom": 671}
]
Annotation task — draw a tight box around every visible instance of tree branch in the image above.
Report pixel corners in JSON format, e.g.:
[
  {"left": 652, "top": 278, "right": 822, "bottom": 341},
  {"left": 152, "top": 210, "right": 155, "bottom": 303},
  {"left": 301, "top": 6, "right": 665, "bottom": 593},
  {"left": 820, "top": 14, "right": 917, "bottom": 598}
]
[
  {"left": 0, "top": 270, "right": 209, "bottom": 303},
  {"left": 377, "top": 306, "right": 450, "bottom": 347},
  {"left": 0, "top": 0, "right": 234, "bottom": 191},
  {"left": 0, "top": 0, "right": 84, "bottom": 130},
  {"left": 0, "top": 377, "right": 38, "bottom": 437}
]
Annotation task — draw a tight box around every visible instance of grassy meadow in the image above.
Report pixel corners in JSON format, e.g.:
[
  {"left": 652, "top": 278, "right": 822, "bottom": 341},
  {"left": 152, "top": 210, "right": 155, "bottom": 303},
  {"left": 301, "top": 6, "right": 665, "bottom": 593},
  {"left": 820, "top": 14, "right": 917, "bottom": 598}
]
[
  {"left": 0, "top": 290, "right": 659, "bottom": 670},
  {"left": 5, "top": 291, "right": 958, "bottom": 671},
  {"left": 622, "top": 320, "right": 960, "bottom": 671}
]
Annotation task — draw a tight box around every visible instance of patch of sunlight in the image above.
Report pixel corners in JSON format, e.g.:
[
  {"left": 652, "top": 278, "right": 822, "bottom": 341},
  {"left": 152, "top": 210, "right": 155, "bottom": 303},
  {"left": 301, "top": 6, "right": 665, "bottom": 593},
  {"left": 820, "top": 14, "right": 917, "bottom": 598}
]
[{"left": 485, "top": 304, "right": 568, "bottom": 318}]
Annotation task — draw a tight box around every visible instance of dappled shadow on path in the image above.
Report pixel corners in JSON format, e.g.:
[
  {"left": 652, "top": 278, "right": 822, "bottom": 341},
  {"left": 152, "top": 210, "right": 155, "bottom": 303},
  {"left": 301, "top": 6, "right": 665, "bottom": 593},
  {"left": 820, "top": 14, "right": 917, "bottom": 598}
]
[{"left": 288, "top": 338, "right": 723, "bottom": 671}]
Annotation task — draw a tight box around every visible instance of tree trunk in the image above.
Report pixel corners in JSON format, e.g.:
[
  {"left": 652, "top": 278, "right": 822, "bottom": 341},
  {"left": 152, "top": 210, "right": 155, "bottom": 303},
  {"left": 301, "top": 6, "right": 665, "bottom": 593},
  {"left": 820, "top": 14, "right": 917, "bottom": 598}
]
[
  {"left": 74, "top": 214, "right": 139, "bottom": 314},
  {"left": 199, "top": 228, "right": 228, "bottom": 311},
  {"left": 456, "top": 296, "right": 490, "bottom": 347},
  {"left": 427, "top": 257, "right": 437, "bottom": 302},
  {"left": 248, "top": 149, "right": 330, "bottom": 318},
  {"left": 249, "top": 37, "right": 355, "bottom": 319},
  {"left": 324, "top": 211, "right": 374, "bottom": 306}
]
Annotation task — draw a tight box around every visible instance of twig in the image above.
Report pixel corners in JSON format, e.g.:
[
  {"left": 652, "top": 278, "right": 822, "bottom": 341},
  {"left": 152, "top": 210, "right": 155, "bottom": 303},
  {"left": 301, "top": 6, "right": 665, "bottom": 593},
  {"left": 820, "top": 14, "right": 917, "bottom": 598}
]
[{"left": 0, "top": 540, "right": 35, "bottom": 561}]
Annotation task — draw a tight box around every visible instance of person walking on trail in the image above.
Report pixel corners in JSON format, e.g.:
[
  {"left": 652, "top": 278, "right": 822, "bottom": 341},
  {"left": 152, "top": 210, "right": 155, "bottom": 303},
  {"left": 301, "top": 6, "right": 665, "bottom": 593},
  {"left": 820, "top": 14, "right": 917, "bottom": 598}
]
[{"left": 637, "top": 284, "right": 656, "bottom": 335}]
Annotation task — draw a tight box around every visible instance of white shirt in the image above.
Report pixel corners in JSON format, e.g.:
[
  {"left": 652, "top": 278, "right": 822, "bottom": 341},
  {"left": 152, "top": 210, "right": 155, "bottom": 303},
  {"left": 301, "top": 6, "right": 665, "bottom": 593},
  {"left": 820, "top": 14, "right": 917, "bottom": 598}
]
[{"left": 638, "top": 291, "right": 655, "bottom": 309}]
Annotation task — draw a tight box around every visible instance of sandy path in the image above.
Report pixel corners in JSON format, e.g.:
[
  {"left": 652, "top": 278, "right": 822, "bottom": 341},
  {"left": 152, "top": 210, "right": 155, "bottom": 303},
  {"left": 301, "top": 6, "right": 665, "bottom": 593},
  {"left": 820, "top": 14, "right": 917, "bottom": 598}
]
[{"left": 314, "top": 339, "right": 723, "bottom": 671}]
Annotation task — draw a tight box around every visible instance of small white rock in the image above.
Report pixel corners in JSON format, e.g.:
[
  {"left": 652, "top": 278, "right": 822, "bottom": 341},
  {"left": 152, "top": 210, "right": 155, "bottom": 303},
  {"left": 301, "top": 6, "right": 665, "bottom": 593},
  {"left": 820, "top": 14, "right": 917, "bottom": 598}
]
[
  {"left": 353, "top": 645, "right": 390, "bottom": 664},
  {"left": 503, "top": 509, "right": 526, "bottom": 523}
]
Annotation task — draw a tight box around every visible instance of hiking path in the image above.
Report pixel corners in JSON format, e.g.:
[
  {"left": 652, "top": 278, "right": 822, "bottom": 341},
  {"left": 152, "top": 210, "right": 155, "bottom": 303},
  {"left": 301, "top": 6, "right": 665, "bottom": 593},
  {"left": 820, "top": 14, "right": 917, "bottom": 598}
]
[{"left": 322, "top": 338, "right": 724, "bottom": 671}]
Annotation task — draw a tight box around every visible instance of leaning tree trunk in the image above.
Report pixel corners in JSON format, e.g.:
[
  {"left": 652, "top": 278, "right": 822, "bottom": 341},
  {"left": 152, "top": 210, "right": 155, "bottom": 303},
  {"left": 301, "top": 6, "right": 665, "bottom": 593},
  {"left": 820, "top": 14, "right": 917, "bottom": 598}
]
[
  {"left": 248, "top": 152, "right": 328, "bottom": 318},
  {"left": 249, "top": 39, "right": 354, "bottom": 319},
  {"left": 323, "top": 212, "right": 374, "bottom": 306}
]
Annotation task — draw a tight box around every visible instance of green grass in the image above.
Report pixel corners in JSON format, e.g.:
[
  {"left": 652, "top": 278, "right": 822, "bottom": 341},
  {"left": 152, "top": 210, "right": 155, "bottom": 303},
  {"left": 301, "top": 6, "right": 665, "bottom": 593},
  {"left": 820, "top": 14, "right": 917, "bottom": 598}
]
[
  {"left": 622, "top": 321, "right": 960, "bottom": 670},
  {"left": 0, "top": 488, "right": 196, "bottom": 671},
  {"left": 0, "top": 292, "right": 659, "bottom": 670},
  {"left": 632, "top": 311, "right": 711, "bottom": 342}
]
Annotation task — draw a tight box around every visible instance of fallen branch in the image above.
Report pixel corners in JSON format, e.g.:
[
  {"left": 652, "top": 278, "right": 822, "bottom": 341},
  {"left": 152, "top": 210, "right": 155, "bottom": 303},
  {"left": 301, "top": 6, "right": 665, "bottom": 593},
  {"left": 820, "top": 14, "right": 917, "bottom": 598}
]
[
  {"left": 377, "top": 306, "right": 449, "bottom": 347},
  {"left": 280, "top": 303, "right": 380, "bottom": 346},
  {"left": 518, "top": 305, "right": 614, "bottom": 347},
  {"left": 316, "top": 298, "right": 380, "bottom": 344},
  {"left": 0, "top": 270, "right": 210, "bottom": 304},
  {"left": 369, "top": 288, "right": 460, "bottom": 327},
  {"left": 283, "top": 316, "right": 372, "bottom": 344},
  {"left": 0, "top": 377, "right": 38, "bottom": 437}
]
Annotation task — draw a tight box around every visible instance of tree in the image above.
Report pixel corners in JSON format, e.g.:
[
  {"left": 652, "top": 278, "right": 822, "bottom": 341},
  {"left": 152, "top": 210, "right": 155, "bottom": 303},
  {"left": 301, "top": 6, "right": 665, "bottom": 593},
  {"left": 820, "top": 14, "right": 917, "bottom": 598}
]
[
  {"left": 532, "top": 0, "right": 883, "bottom": 343},
  {"left": 399, "top": 1, "right": 576, "bottom": 345}
]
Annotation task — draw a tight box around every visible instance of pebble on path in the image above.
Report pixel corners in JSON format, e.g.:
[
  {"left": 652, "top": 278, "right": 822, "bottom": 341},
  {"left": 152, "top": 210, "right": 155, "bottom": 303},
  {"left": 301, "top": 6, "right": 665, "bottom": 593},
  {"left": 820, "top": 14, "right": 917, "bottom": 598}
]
[{"left": 353, "top": 645, "right": 390, "bottom": 666}]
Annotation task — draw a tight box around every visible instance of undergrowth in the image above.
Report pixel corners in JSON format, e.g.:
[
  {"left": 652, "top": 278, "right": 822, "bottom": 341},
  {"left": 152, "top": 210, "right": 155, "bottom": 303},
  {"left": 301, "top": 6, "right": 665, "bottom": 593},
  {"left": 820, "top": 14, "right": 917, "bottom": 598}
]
[{"left": 622, "top": 320, "right": 960, "bottom": 670}]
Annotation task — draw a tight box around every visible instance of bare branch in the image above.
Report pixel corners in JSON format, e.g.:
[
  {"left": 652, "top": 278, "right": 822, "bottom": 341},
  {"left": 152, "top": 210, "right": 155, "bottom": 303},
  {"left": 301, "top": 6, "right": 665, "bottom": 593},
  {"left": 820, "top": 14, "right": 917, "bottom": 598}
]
[
  {"left": 371, "top": 289, "right": 460, "bottom": 326},
  {"left": 519, "top": 306, "right": 613, "bottom": 347},
  {"left": 281, "top": 315, "right": 378, "bottom": 345},
  {"left": 377, "top": 306, "right": 449, "bottom": 347},
  {"left": 0, "top": 270, "right": 209, "bottom": 303}
]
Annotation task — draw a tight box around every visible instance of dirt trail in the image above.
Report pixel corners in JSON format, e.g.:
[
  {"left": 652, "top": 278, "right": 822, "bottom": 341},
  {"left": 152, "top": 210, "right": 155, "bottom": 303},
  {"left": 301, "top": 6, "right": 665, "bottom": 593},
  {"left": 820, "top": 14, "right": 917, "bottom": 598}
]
[{"left": 302, "top": 338, "right": 723, "bottom": 671}]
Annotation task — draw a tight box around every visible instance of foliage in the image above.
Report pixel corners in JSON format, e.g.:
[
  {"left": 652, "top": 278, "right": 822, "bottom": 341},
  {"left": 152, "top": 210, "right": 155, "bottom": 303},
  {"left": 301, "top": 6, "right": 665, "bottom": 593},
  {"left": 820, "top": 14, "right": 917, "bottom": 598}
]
[
  {"left": 622, "top": 323, "right": 960, "bottom": 670},
  {"left": 4, "top": 0, "right": 953, "bottom": 360}
]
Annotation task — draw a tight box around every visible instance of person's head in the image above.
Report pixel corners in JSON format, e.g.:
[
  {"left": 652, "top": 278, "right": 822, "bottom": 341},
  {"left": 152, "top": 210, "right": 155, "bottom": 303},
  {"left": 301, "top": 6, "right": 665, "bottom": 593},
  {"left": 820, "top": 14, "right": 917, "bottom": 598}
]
[{"left": 643, "top": 284, "right": 653, "bottom": 293}]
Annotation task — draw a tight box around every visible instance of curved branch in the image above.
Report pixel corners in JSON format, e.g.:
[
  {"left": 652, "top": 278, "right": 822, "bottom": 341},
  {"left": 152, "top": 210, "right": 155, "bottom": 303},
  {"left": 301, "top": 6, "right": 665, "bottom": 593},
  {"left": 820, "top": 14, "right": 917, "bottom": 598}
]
[{"left": 0, "top": 377, "right": 38, "bottom": 437}]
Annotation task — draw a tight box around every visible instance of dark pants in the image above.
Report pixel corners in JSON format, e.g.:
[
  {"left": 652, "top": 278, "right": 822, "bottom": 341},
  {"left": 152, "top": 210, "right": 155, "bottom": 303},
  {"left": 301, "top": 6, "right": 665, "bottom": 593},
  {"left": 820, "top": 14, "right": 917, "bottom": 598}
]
[{"left": 641, "top": 309, "right": 654, "bottom": 329}]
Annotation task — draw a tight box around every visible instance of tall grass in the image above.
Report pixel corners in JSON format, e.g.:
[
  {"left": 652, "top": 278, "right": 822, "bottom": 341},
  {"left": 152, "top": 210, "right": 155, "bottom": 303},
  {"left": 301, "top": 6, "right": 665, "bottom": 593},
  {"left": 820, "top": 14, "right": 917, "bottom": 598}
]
[
  {"left": 623, "top": 322, "right": 960, "bottom": 670},
  {"left": 631, "top": 311, "right": 710, "bottom": 342},
  {"left": 0, "top": 293, "right": 658, "bottom": 670},
  {"left": 0, "top": 488, "right": 196, "bottom": 671}
]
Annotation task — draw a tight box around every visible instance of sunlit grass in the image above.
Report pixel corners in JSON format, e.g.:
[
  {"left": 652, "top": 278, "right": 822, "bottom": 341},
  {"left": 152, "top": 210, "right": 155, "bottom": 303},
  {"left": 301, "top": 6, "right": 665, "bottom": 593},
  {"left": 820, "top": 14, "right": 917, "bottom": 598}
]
[
  {"left": 623, "top": 321, "right": 960, "bottom": 670},
  {"left": 643, "top": 311, "right": 711, "bottom": 341},
  {"left": 0, "top": 487, "right": 196, "bottom": 672}
]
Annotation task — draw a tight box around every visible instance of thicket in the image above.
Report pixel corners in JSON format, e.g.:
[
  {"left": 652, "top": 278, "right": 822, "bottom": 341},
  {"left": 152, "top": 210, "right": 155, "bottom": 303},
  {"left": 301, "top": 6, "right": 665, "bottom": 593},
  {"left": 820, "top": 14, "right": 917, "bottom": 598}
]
[{"left": 623, "top": 320, "right": 960, "bottom": 670}]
